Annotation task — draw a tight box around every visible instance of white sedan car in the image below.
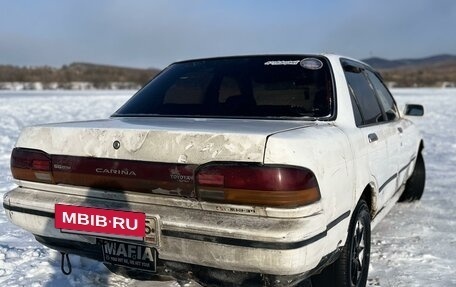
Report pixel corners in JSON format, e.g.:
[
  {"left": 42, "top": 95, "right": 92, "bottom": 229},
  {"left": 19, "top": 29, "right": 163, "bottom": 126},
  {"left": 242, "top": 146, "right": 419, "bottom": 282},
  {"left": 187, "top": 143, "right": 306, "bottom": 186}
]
[{"left": 3, "top": 54, "right": 425, "bottom": 287}]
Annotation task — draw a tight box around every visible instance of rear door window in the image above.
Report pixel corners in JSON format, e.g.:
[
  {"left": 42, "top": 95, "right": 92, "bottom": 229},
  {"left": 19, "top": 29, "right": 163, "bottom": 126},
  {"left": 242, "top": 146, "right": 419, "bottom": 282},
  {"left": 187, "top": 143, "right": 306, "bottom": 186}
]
[
  {"left": 365, "top": 70, "right": 399, "bottom": 121},
  {"left": 343, "top": 63, "right": 385, "bottom": 125}
]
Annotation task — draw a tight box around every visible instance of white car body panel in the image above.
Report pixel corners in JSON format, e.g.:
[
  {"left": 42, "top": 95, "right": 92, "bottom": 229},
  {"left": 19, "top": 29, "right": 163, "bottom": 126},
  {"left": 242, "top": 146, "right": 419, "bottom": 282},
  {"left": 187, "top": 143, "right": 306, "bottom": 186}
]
[{"left": 16, "top": 118, "right": 314, "bottom": 164}]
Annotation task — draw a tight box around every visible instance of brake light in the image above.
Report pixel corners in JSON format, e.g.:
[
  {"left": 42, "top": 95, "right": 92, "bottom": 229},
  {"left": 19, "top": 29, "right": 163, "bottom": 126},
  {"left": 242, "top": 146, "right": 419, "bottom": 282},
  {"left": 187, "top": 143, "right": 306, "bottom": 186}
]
[
  {"left": 32, "top": 159, "right": 51, "bottom": 171},
  {"left": 11, "top": 148, "right": 54, "bottom": 183},
  {"left": 196, "top": 164, "right": 321, "bottom": 208}
]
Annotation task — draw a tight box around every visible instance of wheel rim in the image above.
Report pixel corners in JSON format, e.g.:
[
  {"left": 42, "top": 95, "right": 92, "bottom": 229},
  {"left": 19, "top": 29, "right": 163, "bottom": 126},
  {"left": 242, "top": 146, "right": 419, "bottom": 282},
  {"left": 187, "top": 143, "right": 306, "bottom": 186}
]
[{"left": 350, "top": 219, "right": 366, "bottom": 286}]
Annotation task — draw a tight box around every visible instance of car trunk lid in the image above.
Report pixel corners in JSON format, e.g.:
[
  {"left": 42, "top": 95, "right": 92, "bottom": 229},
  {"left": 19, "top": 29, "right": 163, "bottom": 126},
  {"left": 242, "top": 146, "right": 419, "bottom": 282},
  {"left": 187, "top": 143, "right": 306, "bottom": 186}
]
[{"left": 14, "top": 117, "right": 314, "bottom": 197}]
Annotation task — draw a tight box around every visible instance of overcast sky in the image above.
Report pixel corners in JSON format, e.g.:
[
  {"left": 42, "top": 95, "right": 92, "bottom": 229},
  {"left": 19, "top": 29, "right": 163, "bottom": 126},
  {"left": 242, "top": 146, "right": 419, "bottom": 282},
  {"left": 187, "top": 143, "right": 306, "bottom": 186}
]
[{"left": 0, "top": 0, "right": 455, "bottom": 68}]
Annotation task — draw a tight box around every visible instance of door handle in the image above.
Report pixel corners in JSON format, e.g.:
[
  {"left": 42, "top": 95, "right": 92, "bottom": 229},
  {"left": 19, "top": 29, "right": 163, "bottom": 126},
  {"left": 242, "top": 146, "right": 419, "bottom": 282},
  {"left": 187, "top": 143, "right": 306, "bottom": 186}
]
[
  {"left": 368, "top": 133, "right": 378, "bottom": 143},
  {"left": 397, "top": 127, "right": 403, "bottom": 133}
]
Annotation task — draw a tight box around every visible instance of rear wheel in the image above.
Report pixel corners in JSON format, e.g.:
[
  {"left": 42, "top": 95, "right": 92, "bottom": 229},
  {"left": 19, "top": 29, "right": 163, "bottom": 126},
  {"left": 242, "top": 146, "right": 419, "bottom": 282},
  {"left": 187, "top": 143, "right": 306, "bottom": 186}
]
[
  {"left": 398, "top": 152, "right": 426, "bottom": 202},
  {"left": 312, "top": 200, "right": 371, "bottom": 287}
]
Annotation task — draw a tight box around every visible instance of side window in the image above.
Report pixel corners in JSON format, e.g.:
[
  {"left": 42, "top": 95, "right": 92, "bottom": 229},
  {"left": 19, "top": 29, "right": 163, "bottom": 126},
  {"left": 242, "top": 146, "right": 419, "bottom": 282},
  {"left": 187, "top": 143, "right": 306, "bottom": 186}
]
[
  {"left": 343, "top": 66, "right": 385, "bottom": 125},
  {"left": 163, "top": 70, "right": 212, "bottom": 104},
  {"left": 348, "top": 85, "right": 363, "bottom": 126},
  {"left": 218, "top": 77, "right": 242, "bottom": 103},
  {"left": 366, "top": 70, "right": 399, "bottom": 121}
]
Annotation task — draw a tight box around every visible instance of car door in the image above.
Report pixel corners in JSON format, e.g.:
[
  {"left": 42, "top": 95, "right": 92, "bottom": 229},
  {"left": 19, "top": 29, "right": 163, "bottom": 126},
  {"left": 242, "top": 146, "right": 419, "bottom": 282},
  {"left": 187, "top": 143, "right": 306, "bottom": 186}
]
[
  {"left": 364, "top": 70, "right": 406, "bottom": 200},
  {"left": 342, "top": 61, "right": 397, "bottom": 208},
  {"left": 365, "top": 76, "right": 422, "bottom": 189}
]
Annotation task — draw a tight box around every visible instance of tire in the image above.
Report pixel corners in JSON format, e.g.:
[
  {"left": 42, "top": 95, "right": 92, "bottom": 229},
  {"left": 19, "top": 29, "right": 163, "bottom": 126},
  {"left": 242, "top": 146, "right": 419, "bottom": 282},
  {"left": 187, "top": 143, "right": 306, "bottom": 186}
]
[
  {"left": 312, "top": 200, "right": 371, "bottom": 287},
  {"left": 398, "top": 152, "right": 426, "bottom": 202}
]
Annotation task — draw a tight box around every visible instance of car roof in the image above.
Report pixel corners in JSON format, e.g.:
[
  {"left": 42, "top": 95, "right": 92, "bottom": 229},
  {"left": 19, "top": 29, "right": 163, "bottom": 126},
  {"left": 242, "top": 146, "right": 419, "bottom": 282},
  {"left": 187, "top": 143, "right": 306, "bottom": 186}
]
[
  {"left": 171, "top": 53, "right": 372, "bottom": 69},
  {"left": 172, "top": 54, "right": 328, "bottom": 64}
]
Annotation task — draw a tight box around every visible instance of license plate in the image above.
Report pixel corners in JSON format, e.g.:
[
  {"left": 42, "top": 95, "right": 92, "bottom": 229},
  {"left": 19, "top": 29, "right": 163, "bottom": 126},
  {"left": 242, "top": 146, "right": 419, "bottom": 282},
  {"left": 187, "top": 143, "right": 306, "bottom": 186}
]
[
  {"left": 97, "top": 238, "right": 157, "bottom": 272},
  {"left": 55, "top": 204, "right": 146, "bottom": 239}
]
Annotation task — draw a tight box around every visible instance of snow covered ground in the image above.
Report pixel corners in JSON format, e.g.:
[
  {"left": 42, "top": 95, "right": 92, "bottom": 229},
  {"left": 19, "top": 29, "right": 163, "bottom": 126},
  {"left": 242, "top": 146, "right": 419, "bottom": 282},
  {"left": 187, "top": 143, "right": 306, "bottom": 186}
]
[{"left": 0, "top": 89, "right": 455, "bottom": 286}]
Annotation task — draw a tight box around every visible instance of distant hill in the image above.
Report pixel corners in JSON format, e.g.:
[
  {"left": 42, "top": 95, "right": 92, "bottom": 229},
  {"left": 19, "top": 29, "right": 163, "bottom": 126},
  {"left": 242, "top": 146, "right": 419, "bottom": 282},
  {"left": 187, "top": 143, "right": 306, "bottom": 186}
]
[
  {"left": 0, "top": 63, "right": 160, "bottom": 90},
  {"left": 1, "top": 55, "right": 456, "bottom": 89},
  {"left": 362, "top": 54, "right": 456, "bottom": 87}
]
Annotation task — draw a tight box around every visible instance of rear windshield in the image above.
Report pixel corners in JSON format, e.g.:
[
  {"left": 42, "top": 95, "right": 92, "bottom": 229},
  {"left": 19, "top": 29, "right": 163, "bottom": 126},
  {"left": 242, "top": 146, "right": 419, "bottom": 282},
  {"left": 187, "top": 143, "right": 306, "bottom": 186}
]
[{"left": 113, "top": 55, "right": 334, "bottom": 119}]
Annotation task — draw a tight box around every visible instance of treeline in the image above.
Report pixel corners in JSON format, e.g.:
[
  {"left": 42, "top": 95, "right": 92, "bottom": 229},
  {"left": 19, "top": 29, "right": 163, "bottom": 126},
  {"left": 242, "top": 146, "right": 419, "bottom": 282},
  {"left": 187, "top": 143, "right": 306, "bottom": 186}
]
[
  {"left": 2, "top": 55, "right": 456, "bottom": 89},
  {"left": 364, "top": 54, "right": 456, "bottom": 87},
  {"left": 0, "top": 63, "right": 160, "bottom": 89},
  {"left": 377, "top": 64, "right": 456, "bottom": 87}
]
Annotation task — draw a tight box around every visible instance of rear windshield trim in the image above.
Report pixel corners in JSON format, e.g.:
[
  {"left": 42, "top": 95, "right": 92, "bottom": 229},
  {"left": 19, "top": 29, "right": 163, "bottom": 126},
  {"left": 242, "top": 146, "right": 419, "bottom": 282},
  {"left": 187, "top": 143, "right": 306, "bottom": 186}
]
[{"left": 111, "top": 114, "right": 322, "bottom": 121}]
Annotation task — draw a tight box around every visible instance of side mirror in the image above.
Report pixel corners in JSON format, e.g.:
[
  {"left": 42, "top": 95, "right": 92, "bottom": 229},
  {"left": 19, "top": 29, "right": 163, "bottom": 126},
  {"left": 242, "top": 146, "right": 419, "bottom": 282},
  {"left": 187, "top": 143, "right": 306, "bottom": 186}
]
[{"left": 404, "top": 104, "right": 424, "bottom": 116}]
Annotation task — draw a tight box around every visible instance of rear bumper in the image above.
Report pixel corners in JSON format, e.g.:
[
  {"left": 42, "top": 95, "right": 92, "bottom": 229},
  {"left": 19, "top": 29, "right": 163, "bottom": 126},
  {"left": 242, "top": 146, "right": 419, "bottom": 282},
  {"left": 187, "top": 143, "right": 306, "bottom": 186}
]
[
  {"left": 3, "top": 183, "right": 350, "bottom": 279},
  {"left": 32, "top": 235, "right": 340, "bottom": 287}
]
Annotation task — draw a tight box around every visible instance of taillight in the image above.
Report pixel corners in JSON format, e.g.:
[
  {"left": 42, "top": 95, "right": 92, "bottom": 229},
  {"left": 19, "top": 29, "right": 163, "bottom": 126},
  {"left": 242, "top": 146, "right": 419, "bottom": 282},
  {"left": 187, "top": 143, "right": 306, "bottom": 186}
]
[
  {"left": 11, "top": 148, "right": 54, "bottom": 183},
  {"left": 196, "top": 164, "right": 321, "bottom": 208}
]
